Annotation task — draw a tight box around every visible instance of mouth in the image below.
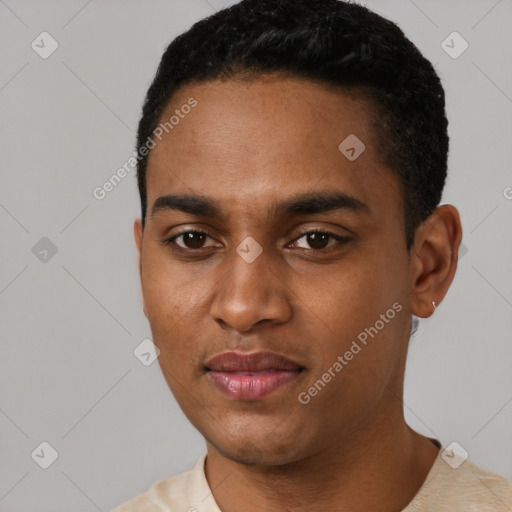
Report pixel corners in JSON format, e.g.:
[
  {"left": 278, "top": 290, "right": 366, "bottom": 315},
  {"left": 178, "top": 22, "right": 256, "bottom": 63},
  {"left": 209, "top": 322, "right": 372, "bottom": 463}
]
[{"left": 204, "top": 351, "right": 305, "bottom": 401}]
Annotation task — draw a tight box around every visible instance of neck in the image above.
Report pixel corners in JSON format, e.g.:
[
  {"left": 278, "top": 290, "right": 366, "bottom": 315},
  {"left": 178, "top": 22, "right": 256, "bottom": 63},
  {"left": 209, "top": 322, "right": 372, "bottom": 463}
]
[{"left": 204, "top": 408, "right": 440, "bottom": 512}]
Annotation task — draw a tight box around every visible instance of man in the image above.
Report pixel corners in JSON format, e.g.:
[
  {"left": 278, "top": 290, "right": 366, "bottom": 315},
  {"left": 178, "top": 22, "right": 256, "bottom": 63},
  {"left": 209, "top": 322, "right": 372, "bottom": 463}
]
[{"left": 114, "top": 0, "right": 512, "bottom": 510}]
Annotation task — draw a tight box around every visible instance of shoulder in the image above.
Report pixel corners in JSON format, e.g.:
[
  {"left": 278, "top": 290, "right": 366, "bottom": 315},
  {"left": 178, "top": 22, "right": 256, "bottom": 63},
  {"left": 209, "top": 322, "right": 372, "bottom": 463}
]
[
  {"left": 458, "top": 458, "right": 512, "bottom": 508},
  {"left": 111, "top": 456, "right": 206, "bottom": 512},
  {"left": 405, "top": 453, "right": 512, "bottom": 511}
]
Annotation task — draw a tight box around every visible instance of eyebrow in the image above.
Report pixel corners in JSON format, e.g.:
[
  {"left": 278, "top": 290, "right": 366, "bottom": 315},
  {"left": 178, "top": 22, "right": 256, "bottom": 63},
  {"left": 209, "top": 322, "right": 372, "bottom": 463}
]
[{"left": 151, "top": 191, "right": 369, "bottom": 221}]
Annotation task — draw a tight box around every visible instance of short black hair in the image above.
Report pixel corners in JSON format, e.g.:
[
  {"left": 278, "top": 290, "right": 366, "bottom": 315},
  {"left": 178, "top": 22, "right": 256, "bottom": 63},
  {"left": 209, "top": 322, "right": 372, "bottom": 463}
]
[{"left": 136, "top": 0, "right": 449, "bottom": 249}]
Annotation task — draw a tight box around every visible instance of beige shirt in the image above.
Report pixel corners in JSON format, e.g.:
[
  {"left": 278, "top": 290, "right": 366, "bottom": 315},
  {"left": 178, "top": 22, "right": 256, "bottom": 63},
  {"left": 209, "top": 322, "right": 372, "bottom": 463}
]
[{"left": 113, "top": 446, "right": 512, "bottom": 511}]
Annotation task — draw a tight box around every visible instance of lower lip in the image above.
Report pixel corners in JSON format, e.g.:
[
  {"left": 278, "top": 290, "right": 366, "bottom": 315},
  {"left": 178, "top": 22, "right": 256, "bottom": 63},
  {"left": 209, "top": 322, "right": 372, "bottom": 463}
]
[{"left": 207, "top": 370, "right": 301, "bottom": 400}]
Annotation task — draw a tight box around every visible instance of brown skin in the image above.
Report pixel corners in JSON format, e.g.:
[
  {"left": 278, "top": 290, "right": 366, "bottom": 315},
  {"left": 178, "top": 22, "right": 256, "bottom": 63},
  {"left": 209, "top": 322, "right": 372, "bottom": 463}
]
[{"left": 134, "top": 76, "right": 462, "bottom": 511}]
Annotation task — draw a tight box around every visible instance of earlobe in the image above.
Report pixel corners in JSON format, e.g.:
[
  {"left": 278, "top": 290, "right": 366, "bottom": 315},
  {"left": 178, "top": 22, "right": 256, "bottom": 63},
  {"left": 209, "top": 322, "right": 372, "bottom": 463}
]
[{"left": 410, "top": 205, "right": 462, "bottom": 318}]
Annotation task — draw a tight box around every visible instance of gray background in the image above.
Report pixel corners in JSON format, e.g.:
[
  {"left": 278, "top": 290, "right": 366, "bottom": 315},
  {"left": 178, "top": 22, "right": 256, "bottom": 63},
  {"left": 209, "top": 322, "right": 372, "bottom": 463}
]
[{"left": 1, "top": 0, "right": 511, "bottom": 510}]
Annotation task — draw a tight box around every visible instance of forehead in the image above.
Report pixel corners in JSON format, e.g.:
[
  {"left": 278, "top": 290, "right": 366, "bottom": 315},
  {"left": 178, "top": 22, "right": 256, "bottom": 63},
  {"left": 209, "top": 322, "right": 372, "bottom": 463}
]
[{"left": 145, "top": 76, "right": 401, "bottom": 222}]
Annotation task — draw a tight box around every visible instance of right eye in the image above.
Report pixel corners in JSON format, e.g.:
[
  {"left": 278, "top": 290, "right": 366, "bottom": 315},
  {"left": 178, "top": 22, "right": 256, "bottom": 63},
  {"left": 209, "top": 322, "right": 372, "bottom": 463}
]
[{"left": 163, "top": 230, "right": 220, "bottom": 251}]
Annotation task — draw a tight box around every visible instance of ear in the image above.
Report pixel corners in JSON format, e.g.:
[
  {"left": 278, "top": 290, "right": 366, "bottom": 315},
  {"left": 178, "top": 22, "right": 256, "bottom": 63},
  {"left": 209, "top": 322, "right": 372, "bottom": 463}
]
[
  {"left": 409, "top": 205, "right": 463, "bottom": 318},
  {"left": 134, "top": 218, "right": 147, "bottom": 317}
]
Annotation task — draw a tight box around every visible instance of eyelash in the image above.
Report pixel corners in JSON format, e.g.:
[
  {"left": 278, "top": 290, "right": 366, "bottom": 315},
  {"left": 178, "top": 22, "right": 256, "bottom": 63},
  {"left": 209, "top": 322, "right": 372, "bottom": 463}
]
[{"left": 162, "top": 228, "right": 352, "bottom": 254}]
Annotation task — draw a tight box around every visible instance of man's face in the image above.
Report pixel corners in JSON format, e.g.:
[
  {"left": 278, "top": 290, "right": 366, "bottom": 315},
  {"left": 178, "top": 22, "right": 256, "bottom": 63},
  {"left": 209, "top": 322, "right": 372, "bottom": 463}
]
[{"left": 136, "top": 76, "right": 415, "bottom": 465}]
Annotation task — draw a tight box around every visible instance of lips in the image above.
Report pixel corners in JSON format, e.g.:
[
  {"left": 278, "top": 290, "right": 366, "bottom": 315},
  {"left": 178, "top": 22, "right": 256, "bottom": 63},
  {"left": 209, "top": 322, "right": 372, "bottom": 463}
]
[{"left": 205, "top": 351, "right": 304, "bottom": 400}]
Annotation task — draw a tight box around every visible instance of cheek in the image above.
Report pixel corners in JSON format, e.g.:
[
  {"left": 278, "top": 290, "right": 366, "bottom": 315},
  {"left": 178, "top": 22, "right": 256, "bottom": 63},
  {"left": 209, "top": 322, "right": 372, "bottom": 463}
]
[
  {"left": 140, "top": 247, "right": 220, "bottom": 368},
  {"left": 295, "top": 252, "right": 407, "bottom": 372},
  {"left": 298, "top": 258, "right": 383, "bottom": 327},
  {"left": 141, "top": 247, "right": 196, "bottom": 319}
]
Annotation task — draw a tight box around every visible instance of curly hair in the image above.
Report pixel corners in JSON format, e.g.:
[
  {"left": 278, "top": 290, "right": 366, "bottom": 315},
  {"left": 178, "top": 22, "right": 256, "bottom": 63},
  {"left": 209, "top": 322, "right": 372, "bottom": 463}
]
[{"left": 136, "top": 0, "right": 449, "bottom": 249}]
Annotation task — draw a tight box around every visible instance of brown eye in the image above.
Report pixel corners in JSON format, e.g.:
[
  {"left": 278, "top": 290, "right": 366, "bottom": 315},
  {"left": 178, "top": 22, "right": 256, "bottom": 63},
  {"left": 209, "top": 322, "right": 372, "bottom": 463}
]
[
  {"left": 306, "top": 232, "right": 330, "bottom": 250},
  {"left": 164, "top": 230, "right": 216, "bottom": 250},
  {"left": 181, "top": 231, "right": 207, "bottom": 249},
  {"left": 289, "top": 230, "right": 352, "bottom": 252}
]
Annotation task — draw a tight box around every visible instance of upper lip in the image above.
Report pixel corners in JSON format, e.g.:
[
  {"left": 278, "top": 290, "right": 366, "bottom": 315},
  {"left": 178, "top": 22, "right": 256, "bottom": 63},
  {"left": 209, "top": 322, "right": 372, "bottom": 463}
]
[{"left": 205, "top": 351, "right": 303, "bottom": 372}]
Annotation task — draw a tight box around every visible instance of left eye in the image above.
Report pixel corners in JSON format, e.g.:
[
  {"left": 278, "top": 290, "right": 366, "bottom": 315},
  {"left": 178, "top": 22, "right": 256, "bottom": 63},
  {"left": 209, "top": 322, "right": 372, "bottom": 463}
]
[{"left": 290, "top": 231, "right": 350, "bottom": 250}]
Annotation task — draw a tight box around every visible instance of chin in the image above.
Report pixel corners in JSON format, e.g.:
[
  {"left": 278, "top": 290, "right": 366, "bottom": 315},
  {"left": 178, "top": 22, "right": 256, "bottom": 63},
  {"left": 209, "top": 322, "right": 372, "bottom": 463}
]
[
  {"left": 204, "top": 419, "right": 311, "bottom": 467},
  {"left": 215, "top": 440, "right": 304, "bottom": 467}
]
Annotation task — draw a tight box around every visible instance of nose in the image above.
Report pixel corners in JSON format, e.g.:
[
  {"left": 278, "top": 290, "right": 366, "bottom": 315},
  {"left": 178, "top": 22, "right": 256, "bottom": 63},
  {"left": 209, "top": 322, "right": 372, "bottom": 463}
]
[{"left": 209, "top": 247, "right": 292, "bottom": 335}]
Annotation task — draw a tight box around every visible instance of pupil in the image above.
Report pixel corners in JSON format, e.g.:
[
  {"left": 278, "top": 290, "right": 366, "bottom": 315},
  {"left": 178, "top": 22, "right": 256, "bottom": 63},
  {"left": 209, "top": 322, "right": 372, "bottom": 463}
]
[
  {"left": 308, "top": 232, "right": 328, "bottom": 249},
  {"left": 185, "top": 232, "right": 205, "bottom": 249}
]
